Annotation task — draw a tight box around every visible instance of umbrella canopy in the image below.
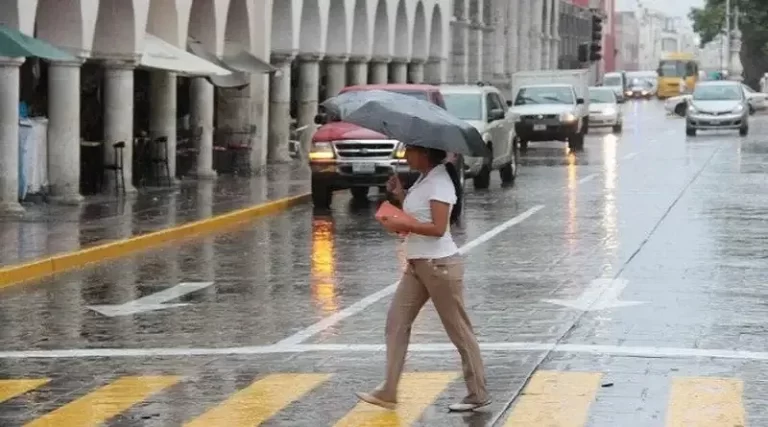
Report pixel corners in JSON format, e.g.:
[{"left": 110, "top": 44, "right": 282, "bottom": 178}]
[
  {"left": 0, "top": 25, "right": 76, "bottom": 61},
  {"left": 321, "top": 89, "right": 489, "bottom": 157}
]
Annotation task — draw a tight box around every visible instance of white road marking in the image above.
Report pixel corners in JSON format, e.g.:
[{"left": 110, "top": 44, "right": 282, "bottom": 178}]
[
  {"left": 622, "top": 152, "right": 638, "bottom": 160},
  {"left": 275, "top": 204, "right": 546, "bottom": 346},
  {"left": 542, "top": 278, "right": 646, "bottom": 311},
  {"left": 6, "top": 342, "right": 768, "bottom": 361},
  {"left": 577, "top": 173, "right": 597, "bottom": 184},
  {"left": 88, "top": 282, "right": 215, "bottom": 316}
]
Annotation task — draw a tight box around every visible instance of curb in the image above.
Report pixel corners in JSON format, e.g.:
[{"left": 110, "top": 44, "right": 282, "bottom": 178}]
[{"left": 0, "top": 192, "right": 311, "bottom": 289}]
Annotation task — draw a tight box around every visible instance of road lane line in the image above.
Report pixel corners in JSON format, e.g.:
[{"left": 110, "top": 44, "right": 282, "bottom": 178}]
[
  {"left": 185, "top": 373, "right": 329, "bottom": 426},
  {"left": 622, "top": 152, "right": 638, "bottom": 160},
  {"left": 501, "top": 371, "right": 602, "bottom": 426},
  {"left": 333, "top": 372, "right": 458, "bottom": 427},
  {"left": 666, "top": 377, "right": 745, "bottom": 427},
  {"left": 0, "top": 379, "right": 49, "bottom": 402},
  {"left": 577, "top": 173, "right": 597, "bottom": 184},
  {"left": 275, "top": 204, "right": 546, "bottom": 346},
  {"left": 25, "top": 376, "right": 180, "bottom": 427}
]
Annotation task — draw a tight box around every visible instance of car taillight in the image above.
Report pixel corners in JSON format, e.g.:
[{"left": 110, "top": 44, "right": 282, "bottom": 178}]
[{"left": 309, "top": 141, "right": 335, "bottom": 160}]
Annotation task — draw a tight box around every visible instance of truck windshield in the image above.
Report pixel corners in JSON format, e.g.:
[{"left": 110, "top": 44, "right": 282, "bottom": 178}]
[
  {"left": 383, "top": 90, "right": 429, "bottom": 102},
  {"left": 603, "top": 76, "right": 622, "bottom": 86},
  {"left": 443, "top": 93, "right": 483, "bottom": 120},
  {"left": 514, "top": 86, "right": 575, "bottom": 105}
]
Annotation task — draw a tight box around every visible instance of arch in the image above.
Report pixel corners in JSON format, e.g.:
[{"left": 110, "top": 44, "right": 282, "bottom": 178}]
[
  {"left": 469, "top": 0, "right": 479, "bottom": 22},
  {"left": 325, "top": 0, "right": 347, "bottom": 55},
  {"left": 35, "top": 0, "right": 84, "bottom": 50},
  {"left": 411, "top": 2, "right": 427, "bottom": 60},
  {"left": 146, "top": 0, "right": 179, "bottom": 45},
  {"left": 271, "top": 0, "right": 292, "bottom": 52},
  {"left": 189, "top": 0, "right": 217, "bottom": 51},
  {"left": 350, "top": 0, "right": 368, "bottom": 57},
  {"left": 428, "top": 4, "right": 443, "bottom": 58},
  {"left": 371, "top": 0, "right": 388, "bottom": 57},
  {"left": 92, "top": 0, "right": 136, "bottom": 54},
  {"left": 225, "top": 0, "right": 251, "bottom": 48},
  {"left": 453, "top": 0, "right": 463, "bottom": 20},
  {"left": 482, "top": 0, "right": 491, "bottom": 25},
  {"left": 299, "top": 0, "right": 322, "bottom": 53},
  {"left": 393, "top": 0, "right": 408, "bottom": 58}
]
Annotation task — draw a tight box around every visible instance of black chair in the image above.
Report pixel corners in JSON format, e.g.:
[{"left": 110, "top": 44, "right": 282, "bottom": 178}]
[
  {"left": 103, "top": 141, "right": 126, "bottom": 195},
  {"left": 151, "top": 136, "right": 171, "bottom": 186}
]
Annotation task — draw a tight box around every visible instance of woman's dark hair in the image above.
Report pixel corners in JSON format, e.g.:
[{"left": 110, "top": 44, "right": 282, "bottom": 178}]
[{"left": 426, "top": 148, "right": 462, "bottom": 224}]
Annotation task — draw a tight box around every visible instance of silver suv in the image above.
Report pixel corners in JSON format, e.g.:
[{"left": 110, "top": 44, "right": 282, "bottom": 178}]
[{"left": 440, "top": 83, "right": 518, "bottom": 189}]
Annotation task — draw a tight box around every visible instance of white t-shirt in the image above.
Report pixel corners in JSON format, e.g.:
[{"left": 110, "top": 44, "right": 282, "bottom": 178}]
[{"left": 402, "top": 164, "right": 459, "bottom": 259}]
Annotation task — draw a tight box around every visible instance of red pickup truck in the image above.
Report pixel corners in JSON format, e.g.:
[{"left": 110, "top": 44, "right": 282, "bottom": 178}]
[{"left": 310, "top": 84, "right": 465, "bottom": 217}]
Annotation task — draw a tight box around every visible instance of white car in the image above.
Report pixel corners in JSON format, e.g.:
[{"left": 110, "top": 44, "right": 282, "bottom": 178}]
[
  {"left": 587, "top": 86, "right": 623, "bottom": 133},
  {"left": 441, "top": 83, "right": 517, "bottom": 189},
  {"left": 667, "top": 83, "right": 766, "bottom": 116}
]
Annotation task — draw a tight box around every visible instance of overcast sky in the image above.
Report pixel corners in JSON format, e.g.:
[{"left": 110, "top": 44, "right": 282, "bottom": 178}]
[{"left": 616, "top": 0, "right": 705, "bottom": 20}]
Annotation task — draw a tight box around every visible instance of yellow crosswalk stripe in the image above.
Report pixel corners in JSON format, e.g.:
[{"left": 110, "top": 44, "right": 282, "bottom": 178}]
[
  {"left": 24, "top": 375, "right": 180, "bottom": 427},
  {"left": 333, "top": 371, "right": 459, "bottom": 427},
  {"left": 184, "top": 373, "right": 330, "bottom": 426},
  {"left": 502, "top": 370, "right": 602, "bottom": 427},
  {"left": 666, "top": 376, "right": 745, "bottom": 427},
  {"left": 0, "top": 379, "right": 49, "bottom": 402}
]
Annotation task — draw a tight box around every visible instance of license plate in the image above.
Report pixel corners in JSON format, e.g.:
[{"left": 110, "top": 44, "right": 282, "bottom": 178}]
[
  {"left": 533, "top": 124, "right": 546, "bottom": 131},
  {"left": 352, "top": 162, "right": 376, "bottom": 174}
]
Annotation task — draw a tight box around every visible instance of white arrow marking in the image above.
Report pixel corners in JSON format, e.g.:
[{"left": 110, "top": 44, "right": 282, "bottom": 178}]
[
  {"left": 543, "top": 278, "right": 646, "bottom": 311},
  {"left": 88, "top": 282, "right": 214, "bottom": 317}
]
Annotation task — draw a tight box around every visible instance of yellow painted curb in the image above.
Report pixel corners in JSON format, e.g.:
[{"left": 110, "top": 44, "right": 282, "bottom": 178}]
[{"left": 0, "top": 192, "right": 311, "bottom": 289}]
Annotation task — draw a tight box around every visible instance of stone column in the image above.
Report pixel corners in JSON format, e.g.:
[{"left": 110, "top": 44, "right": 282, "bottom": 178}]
[
  {"left": 369, "top": 58, "right": 389, "bottom": 84},
  {"left": 506, "top": 0, "right": 519, "bottom": 77},
  {"left": 149, "top": 71, "right": 177, "bottom": 181},
  {"left": 324, "top": 55, "right": 348, "bottom": 99},
  {"left": 468, "top": 22, "right": 481, "bottom": 81},
  {"left": 389, "top": 59, "right": 408, "bottom": 83},
  {"left": 530, "top": 0, "right": 544, "bottom": 70},
  {"left": 297, "top": 53, "right": 322, "bottom": 156},
  {"left": 517, "top": 0, "right": 531, "bottom": 70},
  {"left": 347, "top": 56, "right": 369, "bottom": 85},
  {"left": 408, "top": 60, "right": 425, "bottom": 83},
  {"left": 268, "top": 53, "right": 294, "bottom": 163},
  {"left": 551, "top": 0, "right": 561, "bottom": 69},
  {"left": 47, "top": 59, "right": 84, "bottom": 204},
  {"left": 0, "top": 58, "right": 23, "bottom": 215},
  {"left": 542, "top": 0, "right": 552, "bottom": 69},
  {"left": 425, "top": 56, "right": 445, "bottom": 83},
  {"left": 103, "top": 60, "right": 137, "bottom": 193},
  {"left": 493, "top": 0, "right": 507, "bottom": 80},
  {"left": 190, "top": 77, "right": 216, "bottom": 179},
  {"left": 451, "top": 19, "right": 470, "bottom": 82}
]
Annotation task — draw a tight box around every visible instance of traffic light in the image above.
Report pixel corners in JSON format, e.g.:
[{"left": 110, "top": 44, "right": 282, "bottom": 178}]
[
  {"left": 578, "top": 43, "right": 589, "bottom": 63},
  {"left": 590, "top": 14, "right": 603, "bottom": 62}
]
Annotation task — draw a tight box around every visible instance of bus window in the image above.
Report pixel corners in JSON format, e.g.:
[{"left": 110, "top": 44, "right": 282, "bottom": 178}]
[
  {"left": 685, "top": 61, "right": 697, "bottom": 77},
  {"left": 658, "top": 60, "right": 685, "bottom": 77}
]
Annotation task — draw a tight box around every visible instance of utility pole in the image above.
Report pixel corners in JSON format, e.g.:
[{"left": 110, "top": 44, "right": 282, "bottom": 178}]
[{"left": 724, "top": 0, "right": 731, "bottom": 72}]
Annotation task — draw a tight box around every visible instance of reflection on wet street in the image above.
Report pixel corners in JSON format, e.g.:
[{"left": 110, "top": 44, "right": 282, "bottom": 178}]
[{"left": 3, "top": 101, "right": 768, "bottom": 425}]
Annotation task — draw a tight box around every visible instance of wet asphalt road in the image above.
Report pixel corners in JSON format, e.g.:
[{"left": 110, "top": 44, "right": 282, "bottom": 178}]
[{"left": 1, "top": 100, "right": 768, "bottom": 426}]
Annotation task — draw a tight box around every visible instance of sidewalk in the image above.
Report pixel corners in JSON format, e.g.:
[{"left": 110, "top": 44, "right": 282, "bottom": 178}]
[{"left": 0, "top": 163, "right": 311, "bottom": 269}]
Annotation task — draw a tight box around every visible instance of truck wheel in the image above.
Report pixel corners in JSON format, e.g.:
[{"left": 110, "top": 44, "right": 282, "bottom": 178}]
[
  {"left": 674, "top": 103, "right": 686, "bottom": 117},
  {"left": 350, "top": 187, "right": 369, "bottom": 201},
  {"left": 453, "top": 156, "right": 466, "bottom": 222},
  {"left": 612, "top": 123, "right": 623, "bottom": 134},
  {"left": 739, "top": 125, "right": 749, "bottom": 136},
  {"left": 568, "top": 134, "right": 585, "bottom": 151},
  {"left": 685, "top": 126, "right": 696, "bottom": 136},
  {"left": 311, "top": 181, "right": 333, "bottom": 209},
  {"left": 473, "top": 146, "right": 492, "bottom": 190}
]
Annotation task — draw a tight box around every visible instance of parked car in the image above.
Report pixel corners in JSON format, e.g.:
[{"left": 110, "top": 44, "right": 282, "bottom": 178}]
[
  {"left": 440, "top": 83, "right": 517, "bottom": 189},
  {"left": 685, "top": 80, "right": 749, "bottom": 137},
  {"left": 587, "top": 86, "right": 623, "bottom": 133},
  {"left": 310, "top": 84, "right": 465, "bottom": 215}
]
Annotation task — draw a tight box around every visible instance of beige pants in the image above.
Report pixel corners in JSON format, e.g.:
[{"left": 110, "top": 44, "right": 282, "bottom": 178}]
[{"left": 380, "top": 254, "right": 488, "bottom": 403}]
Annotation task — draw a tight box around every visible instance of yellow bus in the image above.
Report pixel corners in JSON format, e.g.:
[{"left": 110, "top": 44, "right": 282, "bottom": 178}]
[{"left": 656, "top": 52, "right": 699, "bottom": 99}]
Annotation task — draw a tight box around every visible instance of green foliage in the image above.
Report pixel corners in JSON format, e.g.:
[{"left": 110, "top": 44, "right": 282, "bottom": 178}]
[
  {"left": 689, "top": 1, "right": 726, "bottom": 47},
  {"left": 689, "top": 0, "right": 768, "bottom": 46}
]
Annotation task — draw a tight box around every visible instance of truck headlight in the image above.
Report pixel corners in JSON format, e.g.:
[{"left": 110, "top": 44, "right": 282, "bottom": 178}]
[
  {"left": 394, "top": 142, "right": 406, "bottom": 159},
  {"left": 309, "top": 141, "right": 335, "bottom": 160},
  {"left": 560, "top": 112, "right": 577, "bottom": 122}
]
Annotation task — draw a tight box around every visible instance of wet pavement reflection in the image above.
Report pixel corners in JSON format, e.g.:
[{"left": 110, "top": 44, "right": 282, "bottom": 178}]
[{"left": 2, "top": 101, "right": 768, "bottom": 425}]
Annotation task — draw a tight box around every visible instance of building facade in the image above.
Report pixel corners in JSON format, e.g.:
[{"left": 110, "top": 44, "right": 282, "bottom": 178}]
[{"left": 615, "top": 11, "right": 639, "bottom": 70}]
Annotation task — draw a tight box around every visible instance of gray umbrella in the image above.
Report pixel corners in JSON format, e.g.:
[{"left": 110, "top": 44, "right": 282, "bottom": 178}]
[{"left": 321, "top": 89, "right": 489, "bottom": 157}]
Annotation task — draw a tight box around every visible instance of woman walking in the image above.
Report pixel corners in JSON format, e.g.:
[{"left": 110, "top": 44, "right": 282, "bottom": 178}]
[{"left": 356, "top": 146, "right": 490, "bottom": 412}]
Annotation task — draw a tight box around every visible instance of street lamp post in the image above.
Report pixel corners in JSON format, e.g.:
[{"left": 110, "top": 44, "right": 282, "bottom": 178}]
[{"left": 728, "top": 6, "right": 743, "bottom": 80}]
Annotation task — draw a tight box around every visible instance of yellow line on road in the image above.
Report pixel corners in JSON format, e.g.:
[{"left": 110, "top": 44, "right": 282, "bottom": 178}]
[
  {"left": 334, "top": 371, "right": 459, "bottom": 427},
  {"left": 184, "top": 373, "right": 330, "bottom": 426},
  {"left": 24, "top": 375, "right": 180, "bottom": 427},
  {"left": 0, "top": 193, "right": 310, "bottom": 289},
  {"left": 666, "top": 376, "right": 745, "bottom": 427},
  {"left": 0, "top": 379, "right": 49, "bottom": 402},
  {"left": 502, "top": 370, "right": 602, "bottom": 426}
]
